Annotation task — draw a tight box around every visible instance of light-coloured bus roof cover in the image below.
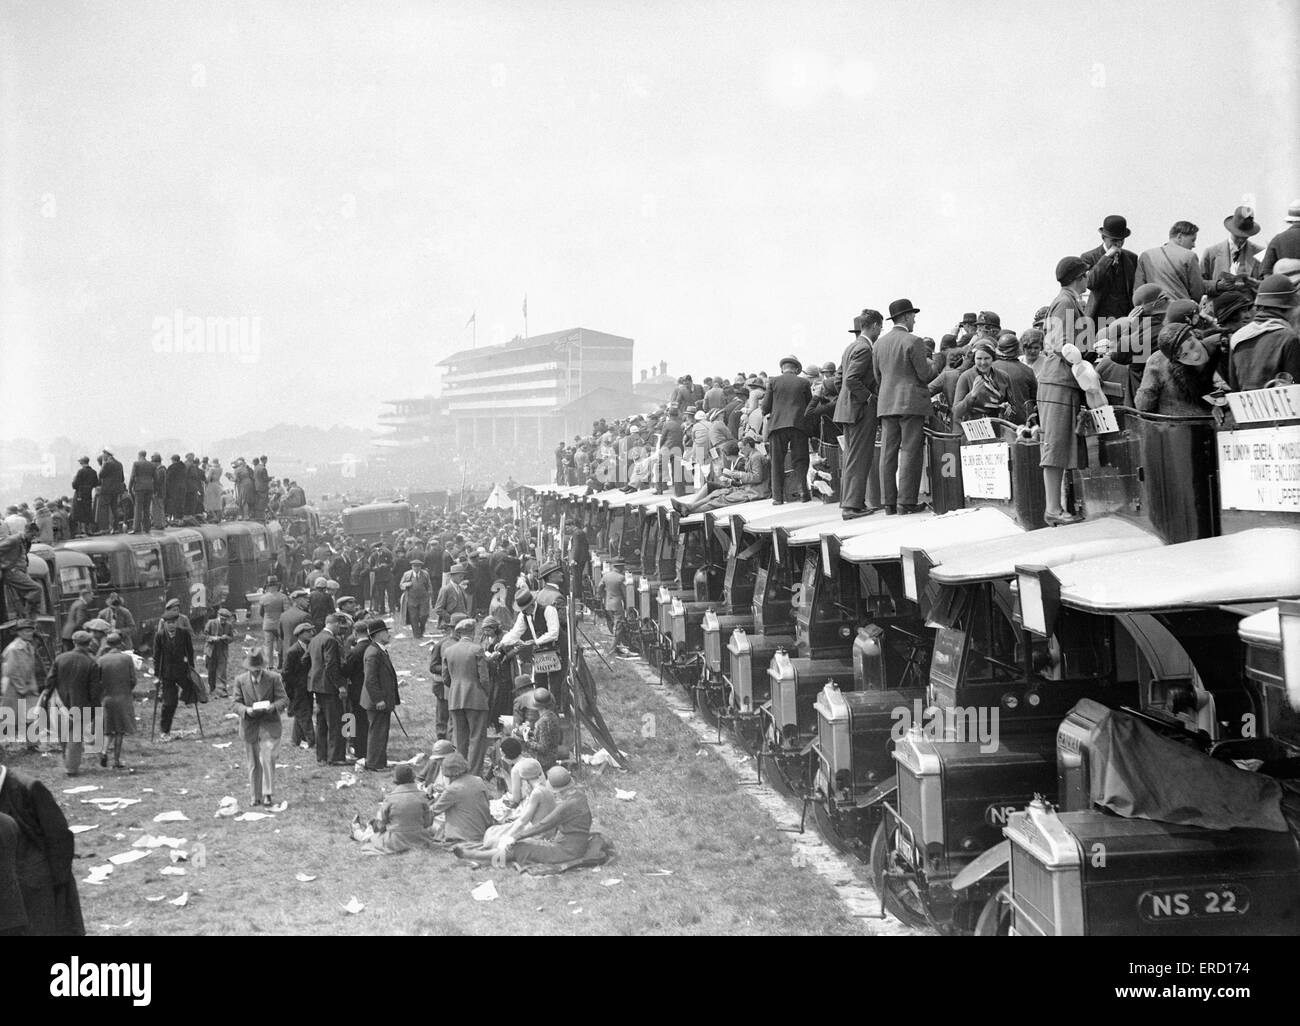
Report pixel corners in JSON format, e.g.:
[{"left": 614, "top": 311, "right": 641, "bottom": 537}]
[
  {"left": 1239, "top": 606, "right": 1280, "bottom": 648},
  {"left": 679, "top": 497, "right": 780, "bottom": 528},
  {"left": 841, "top": 507, "right": 1023, "bottom": 565},
  {"left": 739, "top": 502, "right": 849, "bottom": 535},
  {"left": 788, "top": 510, "right": 934, "bottom": 547}
]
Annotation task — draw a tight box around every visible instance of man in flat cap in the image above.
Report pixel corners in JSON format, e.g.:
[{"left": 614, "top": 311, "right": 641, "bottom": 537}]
[{"left": 281, "top": 620, "right": 316, "bottom": 749}]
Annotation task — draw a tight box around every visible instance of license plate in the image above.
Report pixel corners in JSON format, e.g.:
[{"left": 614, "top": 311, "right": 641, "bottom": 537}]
[
  {"left": 532, "top": 650, "right": 562, "bottom": 674},
  {"left": 894, "top": 830, "right": 916, "bottom": 867},
  {"left": 1138, "top": 886, "right": 1250, "bottom": 922}
]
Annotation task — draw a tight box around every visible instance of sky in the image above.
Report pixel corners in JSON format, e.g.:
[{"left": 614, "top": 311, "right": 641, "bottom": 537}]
[{"left": 2, "top": 0, "right": 1297, "bottom": 448}]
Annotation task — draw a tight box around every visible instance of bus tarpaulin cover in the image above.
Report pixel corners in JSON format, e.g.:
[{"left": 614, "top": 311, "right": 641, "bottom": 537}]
[{"left": 1089, "top": 708, "right": 1288, "bottom": 833}]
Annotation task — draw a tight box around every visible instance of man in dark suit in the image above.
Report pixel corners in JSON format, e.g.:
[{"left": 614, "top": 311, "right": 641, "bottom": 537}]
[
  {"left": 127, "top": 451, "right": 154, "bottom": 533},
  {"left": 444, "top": 617, "right": 492, "bottom": 778},
  {"left": 307, "top": 614, "right": 347, "bottom": 765},
  {"left": 833, "top": 310, "right": 884, "bottom": 518},
  {"left": 1081, "top": 214, "right": 1138, "bottom": 324},
  {"left": 760, "top": 355, "right": 813, "bottom": 504},
  {"left": 230, "top": 650, "right": 288, "bottom": 806},
  {"left": 42, "top": 632, "right": 103, "bottom": 775},
  {"left": 1261, "top": 200, "right": 1300, "bottom": 275},
  {"left": 96, "top": 451, "right": 124, "bottom": 533},
  {"left": 151, "top": 611, "right": 194, "bottom": 738},
  {"left": 360, "top": 619, "right": 398, "bottom": 770},
  {"left": 873, "top": 300, "right": 941, "bottom": 515},
  {"left": 307, "top": 579, "right": 334, "bottom": 630},
  {"left": 659, "top": 403, "right": 686, "bottom": 496},
  {"left": 164, "top": 455, "right": 188, "bottom": 524},
  {"left": 1201, "top": 206, "right": 1264, "bottom": 293},
  {"left": 340, "top": 619, "right": 369, "bottom": 762},
  {"left": 280, "top": 620, "right": 315, "bottom": 748}
]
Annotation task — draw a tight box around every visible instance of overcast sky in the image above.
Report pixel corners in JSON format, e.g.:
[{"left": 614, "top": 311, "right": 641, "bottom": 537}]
[{"left": 2, "top": 0, "right": 1296, "bottom": 447}]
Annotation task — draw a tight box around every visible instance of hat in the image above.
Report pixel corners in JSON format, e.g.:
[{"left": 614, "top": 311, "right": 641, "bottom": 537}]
[
  {"left": 694, "top": 410, "right": 707, "bottom": 421},
  {"left": 165, "top": 598, "right": 181, "bottom": 609},
  {"left": 453, "top": 617, "right": 476, "bottom": 635},
  {"left": 976, "top": 310, "right": 1001, "bottom": 328},
  {"left": 324, "top": 579, "right": 339, "bottom": 590},
  {"left": 529, "top": 687, "right": 553, "bottom": 708},
  {"left": 293, "top": 622, "right": 315, "bottom": 637},
  {"left": 1224, "top": 205, "right": 1261, "bottom": 238},
  {"left": 84, "top": 618, "right": 111, "bottom": 632},
  {"left": 1131, "top": 284, "right": 1167, "bottom": 315},
  {"left": 778, "top": 355, "right": 803, "bottom": 372},
  {"left": 888, "top": 299, "right": 920, "bottom": 320},
  {"left": 218, "top": 607, "right": 234, "bottom": 619},
  {"left": 1274, "top": 257, "right": 1300, "bottom": 282},
  {"left": 514, "top": 588, "right": 536, "bottom": 611},
  {"left": 71, "top": 630, "right": 93, "bottom": 645},
  {"left": 994, "top": 334, "right": 1020, "bottom": 357},
  {"left": 10, "top": 618, "right": 35, "bottom": 631},
  {"left": 410, "top": 558, "right": 424, "bottom": 566},
  {"left": 393, "top": 764, "right": 415, "bottom": 785},
  {"left": 546, "top": 766, "right": 573, "bottom": 790},
  {"left": 1099, "top": 214, "right": 1132, "bottom": 238},
  {"left": 336, "top": 595, "right": 356, "bottom": 606},
  {"left": 517, "top": 757, "right": 544, "bottom": 781},
  {"left": 313, "top": 578, "right": 328, "bottom": 589},
  {"left": 162, "top": 610, "right": 180, "bottom": 622},
  {"left": 291, "top": 588, "right": 309, "bottom": 599},
  {"left": 440, "top": 753, "right": 470, "bottom": 779},
  {"left": 367, "top": 618, "right": 388, "bottom": 637},
  {"left": 538, "top": 561, "right": 562, "bottom": 580},
  {"left": 1212, "top": 288, "right": 1253, "bottom": 325},
  {"left": 430, "top": 739, "right": 457, "bottom": 757},
  {"left": 104, "top": 631, "right": 122, "bottom": 647},
  {"left": 449, "top": 563, "right": 469, "bottom": 576},
  {"left": 1164, "top": 299, "right": 1199, "bottom": 325},
  {"left": 513, "top": 673, "right": 535, "bottom": 693},
  {"left": 449, "top": 612, "right": 470, "bottom": 627},
  {"left": 479, "top": 615, "right": 500, "bottom": 632},
  {"left": 1055, "top": 256, "right": 1089, "bottom": 285},
  {"left": 245, "top": 650, "right": 266, "bottom": 668},
  {"left": 821, "top": 361, "right": 836, "bottom": 375},
  {"left": 849, "top": 314, "right": 865, "bottom": 334},
  {"left": 1285, "top": 200, "right": 1300, "bottom": 224},
  {"left": 1255, "top": 273, "right": 1299, "bottom": 310}
]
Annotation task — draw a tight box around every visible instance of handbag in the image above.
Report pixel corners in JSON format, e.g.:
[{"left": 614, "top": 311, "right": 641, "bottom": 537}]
[{"left": 188, "top": 666, "right": 210, "bottom": 704}]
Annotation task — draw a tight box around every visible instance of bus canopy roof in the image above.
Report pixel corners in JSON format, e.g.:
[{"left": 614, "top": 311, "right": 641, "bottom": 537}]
[{"left": 841, "top": 507, "right": 1022, "bottom": 565}]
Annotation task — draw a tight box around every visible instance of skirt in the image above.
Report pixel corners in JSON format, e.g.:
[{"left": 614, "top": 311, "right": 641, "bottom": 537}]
[{"left": 1035, "top": 382, "right": 1086, "bottom": 470}]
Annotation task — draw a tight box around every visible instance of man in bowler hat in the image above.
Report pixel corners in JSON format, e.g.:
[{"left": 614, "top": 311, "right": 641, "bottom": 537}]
[{"left": 873, "top": 299, "right": 941, "bottom": 514}]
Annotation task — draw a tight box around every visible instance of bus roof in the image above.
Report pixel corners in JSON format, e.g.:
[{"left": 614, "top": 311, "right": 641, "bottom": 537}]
[
  {"left": 600, "top": 489, "right": 661, "bottom": 509},
  {"left": 789, "top": 510, "right": 934, "bottom": 547},
  {"left": 343, "top": 502, "right": 412, "bottom": 513},
  {"left": 929, "top": 516, "right": 1163, "bottom": 586},
  {"left": 739, "top": 502, "right": 845, "bottom": 535},
  {"left": 1239, "top": 606, "right": 1280, "bottom": 648},
  {"left": 60, "top": 535, "right": 158, "bottom": 555},
  {"left": 1053, "top": 528, "right": 1300, "bottom": 614},
  {"left": 841, "top": 507, "right": 1023, "bottom": 565},
  {"left": 680, "top": 496, "right": 777, "bottom": 528}
]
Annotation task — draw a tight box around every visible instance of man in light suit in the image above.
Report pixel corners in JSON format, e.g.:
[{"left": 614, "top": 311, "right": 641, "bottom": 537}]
[
  {"left": 833, "top": 309, "right": 884, "bottom": 519},
  {"left": 1135, "top": 221, "right": 1204, "bottom": 302},
  {"left": 873, "top": 299, "right": 942, "bottom": 515},
  {"left": 1201, "top": 206, "right": 1264, "bottom": 294},
  {"left": 760, "top": 355, "right": 813, "bottom": 504},
  {"left": 230, "top": 650, "right": 288, "bottom": 806},
  {"left": 307, "top": 613, "right": 347, "bottom": 765},
  {"left": 360, "top": 619, "right": 398, "bottom": 770},
  {"left": 444, "top": 617, "right": 492, "bottom": 778}
]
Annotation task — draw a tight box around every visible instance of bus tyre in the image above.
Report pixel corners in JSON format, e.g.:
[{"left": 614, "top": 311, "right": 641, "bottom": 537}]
[
  {"left": 974, "top": 884, "right": 1012, "bottom": 936},
  {"left": 869, "top": 819, "right": 929, "bottom": 930}
]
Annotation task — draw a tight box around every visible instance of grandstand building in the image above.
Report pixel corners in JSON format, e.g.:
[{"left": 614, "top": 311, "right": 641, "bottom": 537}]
[{"left": 436, "top": 327, "right": 634, "bottom": 450}]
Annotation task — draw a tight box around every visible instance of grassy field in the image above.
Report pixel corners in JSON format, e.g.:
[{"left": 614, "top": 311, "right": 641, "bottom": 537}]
[{"left": 13, "top": 615, "right": 871, "bottom": 936}]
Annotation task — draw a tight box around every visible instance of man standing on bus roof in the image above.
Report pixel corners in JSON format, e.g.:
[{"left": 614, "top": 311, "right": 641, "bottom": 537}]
[
  {"left": 127, "top": 451, "right": 155, "bottom": 534},
  {"left": 0, "top": 523, "right": 41, "bottom": 620}
]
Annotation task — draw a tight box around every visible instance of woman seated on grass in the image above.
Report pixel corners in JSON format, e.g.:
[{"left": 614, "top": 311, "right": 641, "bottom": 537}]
[{"left": 349, "top": 764, "right": 434, "bottom": 854}]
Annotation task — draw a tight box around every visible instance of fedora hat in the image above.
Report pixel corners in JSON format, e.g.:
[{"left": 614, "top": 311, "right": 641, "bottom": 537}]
[
  {"left": 888, "top": 299, "right": 920, "bottom": 320},
  {"left": 528, "top": 687, "right": 554, "bottom": 709},
  {"left": 1224, "top": 205, "right": 1261, "bottom": 238},
  {"left": 514, "top": 588, "right": 536, "bottom": 611},
  {"left": 1099, "top": 214, "right": 1132, "bottom": 238},
  {"left": 244, "top": 649, "right": 266, "bottom": 668},
  {"left": 778, "top": 355, "right": 803, "bottom": 372},
  {"left": 848, "top": 313, "right": 865, "bottom": 334}
]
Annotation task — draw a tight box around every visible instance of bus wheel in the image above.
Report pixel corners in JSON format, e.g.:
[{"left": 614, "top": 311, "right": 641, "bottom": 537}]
[
  {"left": 869, "top": 819, "right": 929, "bottom": 930},
  {"left": 974, "top": 884, "right": 1012, "bottom": 936}
]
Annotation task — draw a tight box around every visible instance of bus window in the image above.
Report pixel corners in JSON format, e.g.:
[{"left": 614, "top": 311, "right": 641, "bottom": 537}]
[
  {"left": 208, "top": 537, "right": 227, "bottom": 559},
  {"left": 183, "top": 540, "right": 205, "bottom": 572},
  {"left": 59, "top": 565, "right": 94, "bottom": 596},
  {"left": 90, "top": 555, "right": 113, "bottom": 587},
  {"left": 253, "top": 534, "right": 268, "bottom": 554},
  {"left": 133, "top": 547, "right": 164, "bottom": 586}
]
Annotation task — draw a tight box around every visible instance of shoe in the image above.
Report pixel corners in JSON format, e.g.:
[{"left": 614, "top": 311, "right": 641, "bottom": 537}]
[
  {"left": 99, "top": 753, "right": 108, "bottom": 768},
  {"left": 841, "top": 508, "right": 876, "bottom": 520},
  {"left": 1044, "top": 511, "right": 1082, "bottom": 526},
  {"left": 799, "top": 494, "right": 812, "bottom": 503},
  {"left": 329, "top": 760, "right": 350, "bottom": 767},
  {"left": 158, "top": 732, "right": 172, "bottom": 742},
  {"left": 114, "top": 762, "right": 125, "bottom": 770},
  {"left": 772, "top": 499, "right": 785, "bottom": 506},
  {"left": 884, "top": 507, "right": 897, "bottom": 516}
]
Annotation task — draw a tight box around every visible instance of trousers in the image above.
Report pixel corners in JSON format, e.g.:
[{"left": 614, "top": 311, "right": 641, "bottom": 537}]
[
  {"left": 246, "top": 737, "right": 277, "bottom": 802},
  {"left": 313, "top": 692, "right": 345, "bottom": 763},
  {"left": 840, "top": 401, "right": 882, "bottom": 511},
  {"left": 879, "top": 415, "right": 925, "bottom": 508},
  {"left": 451, "top": 708, "right": 490, "bottom": 778},
  {"left": 290, "top": 691, "right": 314, "bottom": 746},
  {"left": 366, "top": 709, "right": 391, "bottom": 769},
  {"left": 206, "top": 645, "right": 229, "bottom": 696},
  {"left": 131, "top": 493, "right": 153, "bottom": 533},
  {"left": 767, "top": 428, "right": 810, "bottom": 501},
  {"left": 158, "top": 678, "right": 182, "bottom": 733},
  {"left": 348, "top": 702, "right": 369, "bottom": 760}
]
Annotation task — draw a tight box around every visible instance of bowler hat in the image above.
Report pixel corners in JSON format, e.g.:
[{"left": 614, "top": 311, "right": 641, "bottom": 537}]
[
  {"left": 547, "top": 766, "right": 573, "bottom": 790},
  {"left": 1055, "top": 256, "right": 1089, "bottom": 285},
  {"left": 1099, "top": 214, "right": 1132, "bottom": 238},
  {"left": 976, "top": 311, "right": 1001, "bottom": 328},
  {"left": 366, "top": 618, "right": 388, "bottom": 637},
  {"left": 1224, "top": 206, "right": 1261, "bottom": 238},
  {"left": 778, "top": 355, "right": 803, "bottom": 372},
  {"left": 888, "top": 299, "right": 920, "bottom": 320}
]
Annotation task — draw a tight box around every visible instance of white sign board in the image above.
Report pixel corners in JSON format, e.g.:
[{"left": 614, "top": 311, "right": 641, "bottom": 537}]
[
  {"left": 1217, "top": 425, "right": 1300, "bottom": 513},
  {"left": 960, "top": 418, "right": 997, "bottom": 442},
  {"left": 1226, "top": 385, "right": 1300, "bottom": 425},
  {"left": 960, "top": 442, "right": 1012, "bottom": 501},
  {"left": 1087, "top": 406, "right": 1119, "bottom": 435}
]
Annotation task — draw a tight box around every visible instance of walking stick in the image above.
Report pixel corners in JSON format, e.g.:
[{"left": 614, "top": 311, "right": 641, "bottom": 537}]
[
  {"left": 392, "top": 708, "right": 411, "bottom": 739},
  {"left": 150, "top": 686, "right": 160, "bottom": 740}
]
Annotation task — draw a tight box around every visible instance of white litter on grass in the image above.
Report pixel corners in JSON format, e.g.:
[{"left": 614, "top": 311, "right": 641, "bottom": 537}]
[
  {"left": 581, "top": 750, "right": 628, "bottom": 768},
  {"left": 214, "top": 797, "right": 239, "bottom": 818},
  {"left": 396, "top": 669, "right": 412, "bottom": 677},
  {"left": 169, "top": 891, "right": 189, "bottom": 907},
  {"left": 140, "top": 788, "right": 155, "bottom": 794},
  {"left": 160, "top": 866, "right": 186, "bottom": 876},
  {"left": 84, "top": 865, "right": 114, "bottom": 885},
  {"left": 212, "top": 742, "right": 233, "bottom": 749},
  {"left": 571, "top": 907, "right": 583, "bottom": 915},
  {"left": 145, "top": 895, "right": 166, "bottom": 902},
  {"left": 63, "top": 785, "right": 100, "bottom": 794},
  {"left": 643, "top": 870, "right": 674, "bottom": 877},
  {"left": 69, "top": 825, "right": 99, "bottom": 835},
  {"left": 270, "top": 801, "right": 289, "bottom": 812},
  {"left": 168, "top": 849, "right": 189, "bottom": 863},
  {"left": 100, "top": 920, "right": 134, "bottom": 929},
  {"left": 112, "top": 833, "right": 126, "bottom": 841},
  {"left": 107, "top": 849, "right": 150, "bottom": 866},
  {"left": 153, "top": 810, "right": 190, "bottom": 823},
  {"left": 614, "top": 789, "right": 637, "bottom": 801},
  {"left": 602, "top": 878, "right": 623, "bottom": 887},
  {"left": 294, "top": 873, "right": 317, "bottom": 883},
  {"left": 223, "top": 713, "right": 239, "bottom": 720},
  {"left": 132, "top": 835, "right": 186, "bottom": 850},
  {"left": 470, "top": 880, "right": 498, "bottom": 902},
  {"left": 234, "top": 812, "right": 274, "bottom": 822},
  {"left": 335, "top": 773, "right": 358, "bottom": 789},
  {"left": 82, "top": 797, "right": 141, "bottom": 812},
  {"left": 341, "top": 896, "right": 365, "bottom": 914}
]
